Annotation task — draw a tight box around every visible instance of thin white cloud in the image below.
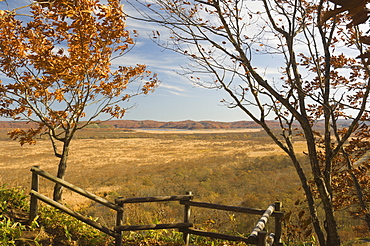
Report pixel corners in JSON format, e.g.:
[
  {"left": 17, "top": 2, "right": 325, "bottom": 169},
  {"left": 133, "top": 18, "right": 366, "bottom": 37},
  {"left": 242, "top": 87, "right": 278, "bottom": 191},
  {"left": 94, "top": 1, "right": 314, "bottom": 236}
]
[
  {"left": 165, "top": 90, "right": 187, "bottom": 96},
  {"left": 111, "top": 47, "right": 189, "bottom": 76},
  {"left": 160, "top": 83, "right": 187, "bottom": 92}
]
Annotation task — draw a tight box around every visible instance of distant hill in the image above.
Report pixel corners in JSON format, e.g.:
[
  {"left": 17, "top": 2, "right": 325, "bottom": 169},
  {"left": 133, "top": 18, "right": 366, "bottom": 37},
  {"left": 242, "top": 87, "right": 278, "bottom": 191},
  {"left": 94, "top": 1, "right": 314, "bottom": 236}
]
[
  {"left": 0, "top": 120, "right": 269, "bottom": 130},
  {"left": 103, "top": 120, "right": 267, "bottom": 129},
  {"left": 0, "top": 119, "right": 353, "bottom": 130},
  {"left": 0, "top": 121, "right": 40, "bottom": 129}
]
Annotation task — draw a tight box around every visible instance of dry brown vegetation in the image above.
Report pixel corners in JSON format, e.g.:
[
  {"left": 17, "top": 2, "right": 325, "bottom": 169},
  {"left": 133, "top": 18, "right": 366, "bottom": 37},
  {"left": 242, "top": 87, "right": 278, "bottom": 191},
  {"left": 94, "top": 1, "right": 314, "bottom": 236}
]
[
  {"left": 0, "top": 128, "right": 368, "bottom": 244},
  {"left": 0, "top": 128, "right": 295, "bottom": 197}
]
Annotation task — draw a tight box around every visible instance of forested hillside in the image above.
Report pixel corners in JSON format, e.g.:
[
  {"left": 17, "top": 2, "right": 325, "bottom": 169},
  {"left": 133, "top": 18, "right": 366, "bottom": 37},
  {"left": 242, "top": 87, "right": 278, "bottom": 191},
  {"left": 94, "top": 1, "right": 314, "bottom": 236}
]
[
  {"left": 0, "top": 119, "right": 351, "bottom": 130},
  {"left": 0, "top": 120, "right": 288, "bottom": 130}
]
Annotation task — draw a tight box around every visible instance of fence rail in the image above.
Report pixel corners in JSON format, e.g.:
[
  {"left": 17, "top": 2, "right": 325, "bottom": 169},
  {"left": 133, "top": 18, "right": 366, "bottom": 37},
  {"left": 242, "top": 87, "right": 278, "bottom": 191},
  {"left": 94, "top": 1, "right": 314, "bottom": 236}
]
[
  {"left": 30, "top": 190, "right": 120, "bottom": 238},
  {"left": 29, "top": 166, "right": 124, "bottom": 245},
  {"left": 116, "top": 195, "right": 193, "bottom": 203},
  {"left": 29, "top": 166, "right": 283, "bottom": 246},
  {"left": 115, "top": 222, "right": 192, "bottom": 231},
  {"left": 180, "top": 200, "right": 279, "bottom": 215}
]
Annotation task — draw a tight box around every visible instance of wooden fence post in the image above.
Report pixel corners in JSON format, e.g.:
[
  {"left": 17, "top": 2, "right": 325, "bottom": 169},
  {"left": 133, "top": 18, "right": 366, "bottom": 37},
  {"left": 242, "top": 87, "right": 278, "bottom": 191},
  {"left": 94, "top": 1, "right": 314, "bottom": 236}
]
[
  {"left": 257, "top": 230, "right": 268, "bottom": 246},
  {"left": 274, "top": 201, "right": 282, "bottom": 245},
  {"left": 29, "top": 166, "right": 39, "bottom": 225},
  {"left": 115, "top": 198, "right": 124, "bottom": 246},
  {"left": 183, "top": 191, "right": 192, "bottom": 246}
]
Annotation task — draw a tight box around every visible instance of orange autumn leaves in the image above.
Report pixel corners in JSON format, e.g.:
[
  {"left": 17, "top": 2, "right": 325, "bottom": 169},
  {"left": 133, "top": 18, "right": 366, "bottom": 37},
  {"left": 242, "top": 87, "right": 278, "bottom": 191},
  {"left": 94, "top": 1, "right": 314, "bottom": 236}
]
[
  {"left": 0, "top": 0, "right": 158, "bottom": 144},
  {"left": 322, "top": 0, "right": 370, "bottom": 61},
  {"left": 322, "top": 0, "right": 369, "bottom": 27}
]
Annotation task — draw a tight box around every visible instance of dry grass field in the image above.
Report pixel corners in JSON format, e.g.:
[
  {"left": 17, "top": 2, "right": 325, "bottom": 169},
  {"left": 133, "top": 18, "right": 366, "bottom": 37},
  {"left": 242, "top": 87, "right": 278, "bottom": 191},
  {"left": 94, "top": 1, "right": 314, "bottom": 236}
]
[
  {"left": 0, "top": 128, "right": 302, "bottom": 202},
  {"left": 2, "top": 127, "right": 367, "bottom": 243},
  {"left": 0, "top": 128, "right": 304, "bottom": 216}
]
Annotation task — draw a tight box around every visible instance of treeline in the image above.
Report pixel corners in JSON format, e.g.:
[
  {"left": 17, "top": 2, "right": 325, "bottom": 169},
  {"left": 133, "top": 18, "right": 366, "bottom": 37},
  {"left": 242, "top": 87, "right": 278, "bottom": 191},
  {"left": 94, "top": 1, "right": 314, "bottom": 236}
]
[
  {"left": 104, "top": 120, "right": 265, "bottom": 129},
  {"left": 0, "top": 120, "right": 265, "bottom": 130},
  {"left": 0, "top": 119, "right": 350, "bottom": 130},
  {"left": 0, "top": 121, "right": 40, "bottom": 129}
]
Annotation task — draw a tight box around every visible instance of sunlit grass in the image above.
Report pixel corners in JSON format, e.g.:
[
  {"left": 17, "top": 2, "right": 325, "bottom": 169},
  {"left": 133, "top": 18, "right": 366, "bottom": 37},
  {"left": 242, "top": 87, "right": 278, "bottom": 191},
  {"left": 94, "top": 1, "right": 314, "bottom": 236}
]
[{"left": 1, "top": 128, "right": 369, "bottom": 244}]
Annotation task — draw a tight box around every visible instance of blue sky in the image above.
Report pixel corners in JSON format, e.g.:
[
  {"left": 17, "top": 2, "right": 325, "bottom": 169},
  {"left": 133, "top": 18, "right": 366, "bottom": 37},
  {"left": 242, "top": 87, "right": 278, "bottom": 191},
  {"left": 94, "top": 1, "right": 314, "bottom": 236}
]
[
  {"left": 104, "top": 33, "right": 235, "bottom": 121},
  {"left": 115, "top": 0, "right": 269, "bottom": 122},
  {"left": 0, "top": 0, "right": 271, "bottom": 122},
  {"left": 113, "top": 32, "right": 250, "bottom": 122},
  {"left": 2, "top": 1, "right": 364, "bottom": 123}
]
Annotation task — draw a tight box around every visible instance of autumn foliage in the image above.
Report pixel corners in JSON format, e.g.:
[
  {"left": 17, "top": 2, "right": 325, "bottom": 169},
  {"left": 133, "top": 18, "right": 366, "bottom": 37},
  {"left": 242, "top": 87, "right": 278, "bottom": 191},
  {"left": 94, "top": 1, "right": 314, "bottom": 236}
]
[
  {"left": 322, "top": 0, "right": 370, "bottom": 61},
  {"left": 0, "top": 0, "right": 157, "bottom": 201},
  {"left": 322, "top": 0, "right": 369, "bottom": 27},
  {"left": 0, "top": 0, "right": 157, "bottom": 143}
]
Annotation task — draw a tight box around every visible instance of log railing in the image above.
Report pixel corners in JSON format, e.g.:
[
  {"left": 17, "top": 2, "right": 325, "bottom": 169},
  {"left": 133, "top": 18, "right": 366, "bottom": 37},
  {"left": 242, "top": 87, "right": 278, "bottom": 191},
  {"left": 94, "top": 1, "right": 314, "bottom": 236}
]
[
  {"left": 29, "top": 166, "right": 283, "bottom": 246},
  {"left": 29, "top": 166, "right": 125, "bottom": 246},
  {"left": 177, "top": 200, "right": 283, "bottom": 246}
]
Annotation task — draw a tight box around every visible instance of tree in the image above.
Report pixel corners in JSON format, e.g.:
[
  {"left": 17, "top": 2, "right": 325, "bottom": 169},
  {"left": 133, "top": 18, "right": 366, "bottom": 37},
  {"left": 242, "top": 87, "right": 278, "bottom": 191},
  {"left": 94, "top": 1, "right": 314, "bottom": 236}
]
[
  {"left": 0, "top": 0, "right": 158, "bottom": 202},
  {"left": 128, "top": 0, "right": 370, "bottom": 245},
  {"left": 331, "top": 124, "right": 370, "bottom": 229}
]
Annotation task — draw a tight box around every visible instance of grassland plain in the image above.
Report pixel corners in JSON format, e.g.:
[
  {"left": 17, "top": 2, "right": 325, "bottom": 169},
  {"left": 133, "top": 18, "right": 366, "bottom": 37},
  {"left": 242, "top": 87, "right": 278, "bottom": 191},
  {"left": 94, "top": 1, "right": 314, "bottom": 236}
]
[{"left": 0, "top": 128, "right": 368, "bottom": 244}]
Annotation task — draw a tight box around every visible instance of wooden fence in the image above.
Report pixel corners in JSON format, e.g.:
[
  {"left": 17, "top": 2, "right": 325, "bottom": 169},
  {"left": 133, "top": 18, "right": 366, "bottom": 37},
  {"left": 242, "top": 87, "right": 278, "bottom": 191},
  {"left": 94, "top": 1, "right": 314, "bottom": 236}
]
[{"left": 29, "top": 166, "right": 284, "bottom": 246}]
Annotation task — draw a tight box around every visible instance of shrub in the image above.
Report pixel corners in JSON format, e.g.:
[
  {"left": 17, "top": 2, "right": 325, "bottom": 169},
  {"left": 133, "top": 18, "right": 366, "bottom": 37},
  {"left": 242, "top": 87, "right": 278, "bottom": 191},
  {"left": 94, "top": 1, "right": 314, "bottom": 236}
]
[
  {"left": 0, "top": 215, "right": 25, "bottom": 246},
  {"left": 0, "top": 185, "right": 29, "bottom": 212},
  {"left": 0, "top": 185, "right": 32, "bottom": 245}
]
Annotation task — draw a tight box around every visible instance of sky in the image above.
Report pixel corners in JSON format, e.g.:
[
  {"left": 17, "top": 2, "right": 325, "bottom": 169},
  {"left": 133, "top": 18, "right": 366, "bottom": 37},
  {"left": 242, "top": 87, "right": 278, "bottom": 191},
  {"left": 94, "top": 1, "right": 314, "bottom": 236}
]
[
  {"left": 111, "top": 3, "right": 261, "bottom": 122},
  {"left": 111, "top": 39, "right": 249, "bottom": 122},
  {"left": 0, "top": 0, "right": 277, "bottom": 122}
]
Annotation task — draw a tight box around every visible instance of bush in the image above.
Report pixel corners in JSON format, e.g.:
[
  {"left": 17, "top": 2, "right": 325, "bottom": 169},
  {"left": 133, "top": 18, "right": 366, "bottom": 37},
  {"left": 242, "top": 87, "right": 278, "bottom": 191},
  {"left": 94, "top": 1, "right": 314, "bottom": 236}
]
[
  {"left": 0, "top": 215, "right": 25, "bottom": 246},
  {"left": 0, "top": 185, "right": 29, "bottom": 212},
  {"left": 0, "top": 185, "right": 31, "bottom": 245},
  {"left": 38, "top": 205, "right": 113, "bottom": 245}
]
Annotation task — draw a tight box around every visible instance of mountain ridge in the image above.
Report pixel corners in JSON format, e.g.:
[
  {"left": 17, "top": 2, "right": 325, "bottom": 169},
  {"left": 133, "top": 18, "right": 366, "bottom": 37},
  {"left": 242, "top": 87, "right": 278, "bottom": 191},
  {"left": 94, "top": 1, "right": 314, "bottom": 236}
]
[
  {"left": 0, "top": 119, "right": 351, "bottom": 130},
  {"left": 104, "top": 119, "right": 266, "bottom": 129},
  {"left": 0, "top": 120, "right": 267, "bottom": 130}
]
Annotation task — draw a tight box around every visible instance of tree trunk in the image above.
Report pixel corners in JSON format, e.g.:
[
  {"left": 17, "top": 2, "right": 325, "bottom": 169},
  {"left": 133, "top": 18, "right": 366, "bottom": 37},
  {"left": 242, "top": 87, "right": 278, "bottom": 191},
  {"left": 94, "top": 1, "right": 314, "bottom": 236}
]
[
  {"left": 324, "top": 208, "right": 341, "bottom": 246},
  {"left": 53, "top": 139, "right": 71, "bottom": 203},
  {"left": 287, "top": 152, "right": 326, "bottom": 245},
  {"left": 311, "top": 172, "right": 340, "bottom": 246},
  {"left": 303, "top": 123, "right": 341, "bottom": 246},
  {"left": 365, "top": 214, "right": 370, "bottom": 231}
]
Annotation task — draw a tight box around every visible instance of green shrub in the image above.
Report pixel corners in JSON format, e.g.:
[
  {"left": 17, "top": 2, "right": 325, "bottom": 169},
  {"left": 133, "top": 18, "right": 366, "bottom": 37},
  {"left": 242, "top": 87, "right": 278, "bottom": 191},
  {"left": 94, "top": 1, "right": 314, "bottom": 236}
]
[
  {"left": 0, "top": 185, "right": 32, "bottom": 245},
  {"left": 38, "top": 206, "right": 113, "bottom": 245},
  {"left": 0, "top": 184, "right": 112, "bottom": 245},
  {"left": 0, "top": 215, "right": 25, "bottom": 246},
  {"left": 0, "top": 185, "right": 29, "bottom": 212}
]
